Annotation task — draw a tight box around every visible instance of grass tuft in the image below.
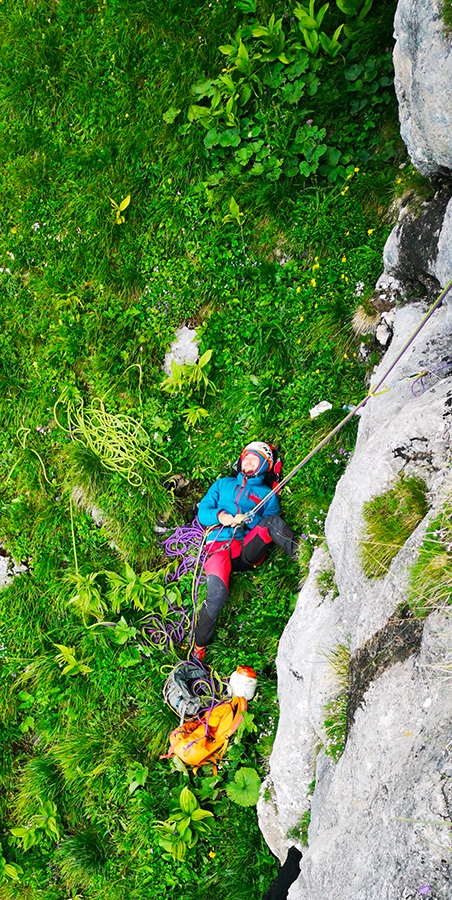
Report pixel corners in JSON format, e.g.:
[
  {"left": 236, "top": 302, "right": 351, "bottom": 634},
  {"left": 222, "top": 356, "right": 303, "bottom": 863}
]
[{"left": 360, "top": 475, "right": 429, "bottom": 578}]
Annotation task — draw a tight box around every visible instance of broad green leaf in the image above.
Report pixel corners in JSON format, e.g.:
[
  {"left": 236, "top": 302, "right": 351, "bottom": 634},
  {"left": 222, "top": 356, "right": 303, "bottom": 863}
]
[
  {"left": 163, "top": 107, "right": 181, "bottom": 124},
  {"left": 229, "top": 196, "right": 240, "bottom": 217},
  {"left": 119, "top": 194, "right": 130, "bottom": 212},
  {"left": 10, "top": 827, "right": 28, "bottom": 838},
  {"left": 190, "top": 808, "right": 214, "bottom": 820},
  {"left": 113, "top": 617, "right": 138, "bottom": 644},
  {"left": 226, "top": 767, "right": 261, "bottom": 806},
  {"left": 179, "top": 786, "right": 198, "bottom": 815},
  {"left": 4, "top": 863, "right": 23, "bottom": 880},
  {"left": 198, "top": 349, "right": 212, "bottom": 367},
  {"left": 119, "top": 646, "right": 142, "bottom": 667}
]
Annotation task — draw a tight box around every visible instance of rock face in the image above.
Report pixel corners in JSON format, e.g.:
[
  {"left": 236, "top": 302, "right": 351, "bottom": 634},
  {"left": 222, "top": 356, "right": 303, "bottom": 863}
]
[
  {"left": 163, "top": 325, "right": 199, "bottom": 376},
  {"left": 258, "top": 299, "right": 452, "bottom": 898},
  {"left": 394, "top": 0, "right": 452, "bottom": 175},
  {"left": 383, "top": 183, "right": 452, "bottom": 298}
]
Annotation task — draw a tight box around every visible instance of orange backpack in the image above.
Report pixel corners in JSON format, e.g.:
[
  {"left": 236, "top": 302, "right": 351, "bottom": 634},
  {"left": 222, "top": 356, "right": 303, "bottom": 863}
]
[{"left": 163, "top": 696, "right": 247, "bottom": 773}]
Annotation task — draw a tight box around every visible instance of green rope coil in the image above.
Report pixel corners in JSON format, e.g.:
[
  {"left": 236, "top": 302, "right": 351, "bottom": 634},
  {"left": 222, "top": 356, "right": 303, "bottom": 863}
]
[{"left": 54, "top": 391, "right": 172, "bottom": 487}]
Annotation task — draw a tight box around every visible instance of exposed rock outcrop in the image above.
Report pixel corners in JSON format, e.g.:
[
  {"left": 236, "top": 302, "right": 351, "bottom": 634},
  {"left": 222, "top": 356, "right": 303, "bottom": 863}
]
[
  {"left": 383, "top": 183, "right": 452, "bottom": 298},
  {"left": 258, "top": 300, "right": 452, "bottom": 898},
  {"left": 394, "top": 0, "right": 452, "bottom": 176}
]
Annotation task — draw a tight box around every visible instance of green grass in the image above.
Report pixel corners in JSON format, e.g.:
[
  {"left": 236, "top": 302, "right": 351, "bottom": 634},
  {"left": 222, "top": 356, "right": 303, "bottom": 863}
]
[
  {"left": 360, "top": 475, "right": 429, "bottom": 578},
  {"left": 443, "top": 1, "right": 452, "bottom": 36},
  {"left": 0, "top": 0, "right": 409, "bottom": 895},
  {"left": 322, "top": 642, "right": 350, "bottom": 761},
  {"left": 407, "top": 503, "right": 452, "bottom": 616}
]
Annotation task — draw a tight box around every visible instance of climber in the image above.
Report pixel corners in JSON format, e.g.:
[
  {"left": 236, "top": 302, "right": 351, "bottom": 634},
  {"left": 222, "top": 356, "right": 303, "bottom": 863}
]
[{"left": 193, "top": 442, "right": 299, "bottom": 660}]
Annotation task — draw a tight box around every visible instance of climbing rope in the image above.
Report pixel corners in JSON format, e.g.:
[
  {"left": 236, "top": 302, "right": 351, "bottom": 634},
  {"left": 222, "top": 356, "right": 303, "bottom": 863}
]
[
  {"left": 54, "top": 392, "right": 172, "bottom": 486},
  {"left": 4, "top": 427, "right": 52, "bottom": 486},
  {"left": 244, "top": 277, "right": 452, "bottom": 522}
]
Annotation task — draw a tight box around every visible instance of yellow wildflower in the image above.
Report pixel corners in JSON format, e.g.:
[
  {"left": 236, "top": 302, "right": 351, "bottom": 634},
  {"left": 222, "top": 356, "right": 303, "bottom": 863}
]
[
  {"left": 354, "top": 166, "right": 360, "bottom": 172},
  {"left": 341, "top": 256, "right": 346, "bottom": 263},
  {"left": 296, "top": 286, "right": 301, "bottom": 293},
  {"left": 310, "top": 278, "right": 316, "bottom": 287},
  {"left": 367, "top": 228, "right": 374, "bottom": 235},
  {"left": 209, "top": 851, "right": 216, "bottom": 858}
]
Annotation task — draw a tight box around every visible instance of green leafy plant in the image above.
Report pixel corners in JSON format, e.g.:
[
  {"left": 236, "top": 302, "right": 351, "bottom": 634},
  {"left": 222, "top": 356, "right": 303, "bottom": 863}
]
[
  {"left": 360, "top": 475, "right": 429, "bottom": 578},
  {"left": 105, "top": 564, "right": 166, "bottom": 614},
  {"left": 54, "top": 644, "right": 93, "bottom": 677},
  {"left": 109, "top": 194, "right": 131, "bottom": 225},
  {"left": 294, "top": 1, "right": 344, "bottom": 58},
  {"left": 66, "top": 571, "right": 107, "bottom": 624},
  {"left": 222, "top": 196, "right": 246, "bottom": 227},
  {"left": 10, "top": 801, "right": 61, "bottom": 851},
  {"left": 0, "top": 850, "right": 23, "bottom": 883},
  {"left": 111, "top": 615, "right": 139, "bottom": 644},
  {"left": 154, "top": 786, "right": 214, "bottom": 860},
  {"left": 161, "top": 349, "right": 215, "bottom": 401},
  {"left": 126, "top": 762, "right": 149, "bottom": 794},
  {"left": 226, "top": 767, "right": 261, "bottom": 806},
  {"left": 336, "top": 0, "right": 373, "bottom": 37}
]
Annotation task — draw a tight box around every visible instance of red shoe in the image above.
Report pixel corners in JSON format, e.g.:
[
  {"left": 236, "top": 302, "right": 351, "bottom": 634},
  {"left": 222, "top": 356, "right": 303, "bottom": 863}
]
[{"left": 192, "top": 643, "right": 206, "bottom": 662}]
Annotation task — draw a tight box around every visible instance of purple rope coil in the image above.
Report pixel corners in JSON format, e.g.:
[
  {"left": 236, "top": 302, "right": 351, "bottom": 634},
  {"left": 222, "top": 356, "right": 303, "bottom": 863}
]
[
  {"left": 162, "top": 517, "right": 208, "bottom": 583},
  {"left": 137, "top": 519, "right": 209, "bottom": 653}
]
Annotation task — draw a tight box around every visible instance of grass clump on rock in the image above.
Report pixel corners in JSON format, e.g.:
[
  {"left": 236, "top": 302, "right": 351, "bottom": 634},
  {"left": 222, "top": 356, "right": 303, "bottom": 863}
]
[
  {"left": 407, "top": 502, "right": 452, "bottom": 616},
  {"left": 360, "top": 475, "right": 429, "bottom": 579}
]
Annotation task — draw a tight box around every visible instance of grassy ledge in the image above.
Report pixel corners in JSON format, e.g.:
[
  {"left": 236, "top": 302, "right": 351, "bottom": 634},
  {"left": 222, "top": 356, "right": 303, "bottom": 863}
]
[{"left": 0, "top": 0, "right": 415, "bottom": 896}]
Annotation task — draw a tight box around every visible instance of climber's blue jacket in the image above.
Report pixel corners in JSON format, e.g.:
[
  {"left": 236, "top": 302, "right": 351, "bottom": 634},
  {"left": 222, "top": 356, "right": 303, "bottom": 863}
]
[{"left": 198, "top": 472, "right": 280, "bottom": 544}]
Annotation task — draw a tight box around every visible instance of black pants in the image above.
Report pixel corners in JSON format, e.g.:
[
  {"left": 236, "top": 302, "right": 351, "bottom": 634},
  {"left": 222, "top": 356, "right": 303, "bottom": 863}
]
[{"left": 195, "top": 514, "right": 298, "bottom": 646}]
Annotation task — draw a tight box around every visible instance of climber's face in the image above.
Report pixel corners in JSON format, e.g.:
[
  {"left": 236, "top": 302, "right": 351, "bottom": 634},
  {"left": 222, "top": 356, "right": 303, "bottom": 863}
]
[{"left": 241, "top": 452, "right": 261, "bottom": 475}]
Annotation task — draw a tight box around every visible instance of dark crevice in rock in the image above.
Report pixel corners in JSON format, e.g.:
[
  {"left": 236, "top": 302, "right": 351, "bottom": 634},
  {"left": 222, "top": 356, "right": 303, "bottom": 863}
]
[
  {"left": 389, "top": 181, "right": 452, "bottom": 299},
  {"left": 346, "top": 607, "right": 424, "bottom": 736}
]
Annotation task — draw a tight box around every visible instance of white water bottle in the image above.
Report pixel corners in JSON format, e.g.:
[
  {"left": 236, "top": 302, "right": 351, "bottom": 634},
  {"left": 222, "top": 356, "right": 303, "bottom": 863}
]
[{"left": 228, "top": 666, "right": 257, "bottom": 701}]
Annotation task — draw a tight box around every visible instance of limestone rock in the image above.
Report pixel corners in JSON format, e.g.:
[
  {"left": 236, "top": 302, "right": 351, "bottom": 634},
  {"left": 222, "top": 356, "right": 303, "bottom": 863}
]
[
  {"left": 163, "top": 325, "right": 199, "bottom": 376},
  {"left": 383, "top": 184, "right": 452, "bottom": 298},
  {"left": 258, "top": 297, "right": 452, "bottom": 898},
  {"left": 309, "top": 400, "right": 332, "bottom": 419},
  {"left": 394, "top": 0, "right": 452, "bottom": 175}
]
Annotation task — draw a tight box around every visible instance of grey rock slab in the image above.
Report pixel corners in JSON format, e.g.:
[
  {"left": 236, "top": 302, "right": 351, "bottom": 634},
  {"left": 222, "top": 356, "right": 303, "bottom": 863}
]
[
  {"left": 291, "top": 612, "right": 452, "bottom": 900},
  {"left": 163, "top": 325, "right": 199, "bottom": 376},
  {"left": 326, "top": 299, "right": 452, "bottom": 650},
  {"left": 257, "top": 545, "right": 347, "bottom": 858},
  {"left": 259, "top": 298, "right": 452, "bottom": 896},
  {"left": 394, "top": 0, "right": 452, "bottom": 175}
]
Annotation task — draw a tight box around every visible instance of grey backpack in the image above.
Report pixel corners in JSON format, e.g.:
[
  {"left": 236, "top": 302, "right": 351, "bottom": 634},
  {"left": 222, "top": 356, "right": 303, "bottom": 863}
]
[{"left": 163, "top": 661, "right": 209, "bottom": 724}]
